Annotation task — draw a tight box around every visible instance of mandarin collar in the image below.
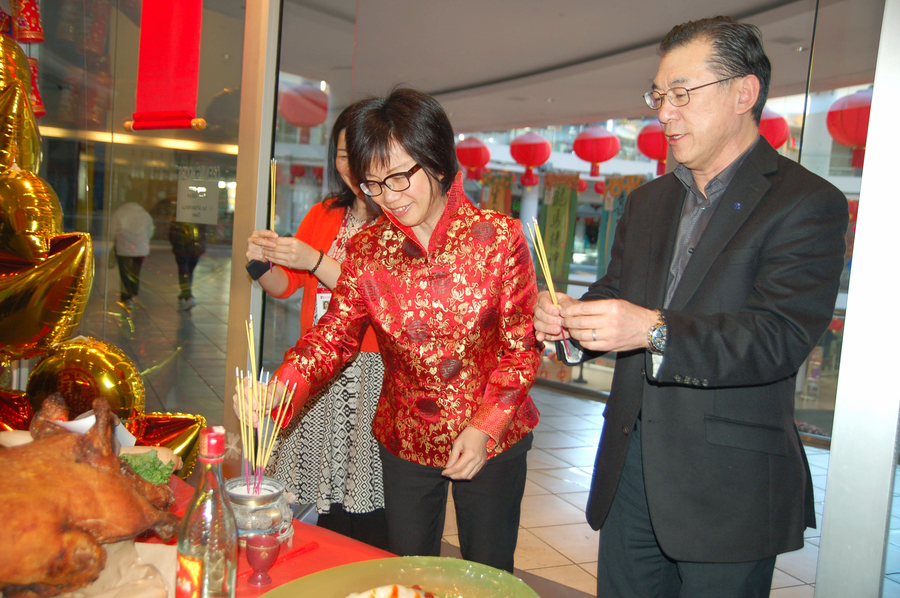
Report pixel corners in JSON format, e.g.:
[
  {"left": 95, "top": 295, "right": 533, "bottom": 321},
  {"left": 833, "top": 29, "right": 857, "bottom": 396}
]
[{"left": 383, "top": 171, "right": 469, "bottom": 254}]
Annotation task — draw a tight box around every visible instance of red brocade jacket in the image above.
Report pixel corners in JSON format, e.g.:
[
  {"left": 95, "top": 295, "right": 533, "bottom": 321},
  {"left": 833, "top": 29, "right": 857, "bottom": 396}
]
[{"left": 274, "top": 173, "right": 542, "bottom": 467}]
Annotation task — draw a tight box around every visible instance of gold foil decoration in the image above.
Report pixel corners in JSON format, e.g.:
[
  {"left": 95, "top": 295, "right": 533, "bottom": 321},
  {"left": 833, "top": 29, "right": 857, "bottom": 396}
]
[
  {"left": 0, "top": 168, "right": 63, "bottom": 260},
  {"left": 126, "top": 412, "right": 207, "bottom": 479},
  {"left": 26, "top": 336, "right": 145, "bottom": 421},
  {"left": 0, "top": 35, "right": 39, "bottom": 172}
]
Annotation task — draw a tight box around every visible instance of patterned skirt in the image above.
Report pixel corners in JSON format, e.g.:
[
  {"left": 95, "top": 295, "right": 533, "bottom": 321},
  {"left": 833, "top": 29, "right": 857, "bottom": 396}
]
[{"left": 266, "top": 351, "right": 385, "bottom": 515}]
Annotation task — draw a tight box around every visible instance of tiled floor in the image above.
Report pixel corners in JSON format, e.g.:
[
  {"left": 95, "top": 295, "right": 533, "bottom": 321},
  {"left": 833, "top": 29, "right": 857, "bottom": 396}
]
[{"left": 75, "top": 243, "right": 865, "bottom": 596}]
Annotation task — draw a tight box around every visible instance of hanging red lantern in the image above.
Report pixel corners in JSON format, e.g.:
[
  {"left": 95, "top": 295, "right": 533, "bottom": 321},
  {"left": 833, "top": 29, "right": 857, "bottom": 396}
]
[
  {"left": 826, "top": 88, "right": 871, "bottom": 169},
  {"left": 573, "top": 126, "right": 620, "bottom": 177},
  {"left": 279, "top": 83, "right": 328, "bottom": 129},
  {"left": 289, "top": 164, "right": 306, "bottom": 184},
  {"left": 594, "top": 180, "right": 605, "bottom": 195},
  {"left": 313, "top": 166, "right": 324, "bottom": 182},
  {"left": 577, "top": 179, "right": 588, "bottom": 193},
  {"left": 758, "top": 107, "right": 789, "bottom": 150},
  {"left": 637, "top": 121, "right": 667, "bottom": 175},
  {"left": 26, "top": 57, "right": 45, "bottom": 118},
  {"left": 12, "top": 0, "right": 43, "bottom": 43},
  {"left": 456, "top": 137, "right": 490, "bottom": 180},
  {"left": 510, "top": 132, "right": 551, "bottom": 187}
]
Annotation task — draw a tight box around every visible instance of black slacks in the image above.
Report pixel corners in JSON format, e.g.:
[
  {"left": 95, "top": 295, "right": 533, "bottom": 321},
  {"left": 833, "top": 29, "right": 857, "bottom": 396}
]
[
  {"left": 116, "top": 255, "right": 144, "bottom": 300},
  {"left": 316, "top": 502, "right": 390, "bottom": 551},
  {"left": 597, "top": 419, "right": 776, "bottom": 598},
  {"left": 378, "top": 434, "right": 530, "bottom": 573}
]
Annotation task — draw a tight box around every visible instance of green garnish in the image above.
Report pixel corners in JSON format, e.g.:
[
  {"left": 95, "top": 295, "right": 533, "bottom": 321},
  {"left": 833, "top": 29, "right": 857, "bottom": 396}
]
[{"left": 121, "top": 449, "right": 175, "bottom": 484}]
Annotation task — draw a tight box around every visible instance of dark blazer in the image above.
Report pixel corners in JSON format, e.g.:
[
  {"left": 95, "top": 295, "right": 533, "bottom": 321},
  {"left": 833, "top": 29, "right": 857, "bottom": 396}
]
[{"left": 570, "top": 139, "right": 847, "bottom": 563}]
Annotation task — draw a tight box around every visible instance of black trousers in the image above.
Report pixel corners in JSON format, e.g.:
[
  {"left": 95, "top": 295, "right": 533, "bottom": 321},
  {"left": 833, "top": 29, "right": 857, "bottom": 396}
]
[
  {"left": 116, "top": 255, "right": 144, "bottom": 300},
  {"left": 174, "top": 254, "right": 200, "bottom": 298},
  {"left": 378, "top": 435, "right": 530, "bottom": 573},
  {"left": 316, "top": 503, "right": 390, "bottom": 551},
  {"left": 597, "top": 419, "right": 776, "bottom": 598}
]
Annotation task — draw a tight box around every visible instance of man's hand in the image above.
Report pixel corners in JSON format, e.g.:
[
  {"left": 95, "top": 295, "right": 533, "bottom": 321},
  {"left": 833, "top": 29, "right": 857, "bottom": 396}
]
[
  {"left": 533, "top": 291, "right": 578, "bottom": 342},
  {"left": 560, "top": 299, "right": 658, "bottom": 353},
  {"left": 442, "top": 426, "right": 490, "bottom": 480}
]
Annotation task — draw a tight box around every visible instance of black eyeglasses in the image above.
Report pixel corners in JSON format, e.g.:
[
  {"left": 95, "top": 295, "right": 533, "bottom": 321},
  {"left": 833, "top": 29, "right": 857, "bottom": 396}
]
[
  {"left": 643, "top": 76, "right": 740, "bottom": 110},
  {"left": 359, "top": 164, "right": 422, "bottom": 197}
]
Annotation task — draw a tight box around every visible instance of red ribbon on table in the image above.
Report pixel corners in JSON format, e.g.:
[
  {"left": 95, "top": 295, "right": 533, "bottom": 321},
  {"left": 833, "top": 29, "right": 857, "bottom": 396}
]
[{"left": 129, "top": 0, "right": 204, "bottom": 130}]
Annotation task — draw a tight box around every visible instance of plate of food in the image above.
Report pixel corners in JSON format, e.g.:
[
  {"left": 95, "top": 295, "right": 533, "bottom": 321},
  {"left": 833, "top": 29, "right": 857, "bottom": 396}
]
[{"left": 260, "top": 556, "right": 539, "bottom": 598}]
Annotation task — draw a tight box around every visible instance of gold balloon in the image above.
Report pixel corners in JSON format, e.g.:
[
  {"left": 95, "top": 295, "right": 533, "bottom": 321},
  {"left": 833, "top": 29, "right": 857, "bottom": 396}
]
[
  {"left": 26, "top": 336, "right": 145, "bottom": 421},
  {"left": 0, "top": 35, "right": 40, "bottom": 173},
  {"left": 0, "top": 168, "right": 63, "bottom": 261},
  {"left": 0, "top": 232, "right": 93, "bottom": 360}
]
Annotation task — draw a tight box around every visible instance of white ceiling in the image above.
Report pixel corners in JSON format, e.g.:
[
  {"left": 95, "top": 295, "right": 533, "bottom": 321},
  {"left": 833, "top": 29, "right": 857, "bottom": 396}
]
[{"left": 276, "top": 0, "right": 882, "bottom": 133}]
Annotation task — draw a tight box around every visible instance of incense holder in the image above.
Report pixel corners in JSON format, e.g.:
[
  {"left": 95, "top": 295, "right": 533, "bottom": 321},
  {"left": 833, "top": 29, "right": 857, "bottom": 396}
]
[{"left": 225, "top": 475, "right": 293, "bottom": 542}]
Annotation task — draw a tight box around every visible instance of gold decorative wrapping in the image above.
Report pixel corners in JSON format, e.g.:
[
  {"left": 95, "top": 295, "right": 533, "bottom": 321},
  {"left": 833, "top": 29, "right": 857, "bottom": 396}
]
[
  {"left": 126, "top": 412, "right": 207, "bottom": 479},
  {"left": 0, "top": 35, "right": 39, "bottom": 172}
]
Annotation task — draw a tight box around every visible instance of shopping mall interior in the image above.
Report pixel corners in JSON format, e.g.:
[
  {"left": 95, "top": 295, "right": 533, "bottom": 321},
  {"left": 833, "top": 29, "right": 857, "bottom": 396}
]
[{"left": 4, "top": 0, "right": 900, "bottom": 595}]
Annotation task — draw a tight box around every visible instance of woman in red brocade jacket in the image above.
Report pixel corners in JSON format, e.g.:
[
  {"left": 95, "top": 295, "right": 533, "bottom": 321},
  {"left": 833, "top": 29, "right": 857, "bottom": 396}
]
[{"left": 237, "top": 88, "right": 541, "bottom": 573}]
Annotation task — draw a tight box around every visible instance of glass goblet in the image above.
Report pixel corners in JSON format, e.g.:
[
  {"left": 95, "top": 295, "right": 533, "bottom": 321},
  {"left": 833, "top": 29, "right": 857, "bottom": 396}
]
[{"left": 245, "top": 534, "right": 281, "bottom": 586}]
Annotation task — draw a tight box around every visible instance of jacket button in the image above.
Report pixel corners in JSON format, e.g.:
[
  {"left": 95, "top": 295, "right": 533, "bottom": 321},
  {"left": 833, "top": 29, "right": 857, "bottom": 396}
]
[
  {"left": 622, "top": 426, "right": 630, "bottom": 436},
  {"left": 692, "top": 377, "right": 701, "bottom": 386},
  {"left": 641, "top": 368, "right": 646, "bottom": 378},
  {"left": 673, "top": 374, "right": 682, "bottom": 383},
  {"left": 702, "top": 379, "right": 709, "bottom": 387}
]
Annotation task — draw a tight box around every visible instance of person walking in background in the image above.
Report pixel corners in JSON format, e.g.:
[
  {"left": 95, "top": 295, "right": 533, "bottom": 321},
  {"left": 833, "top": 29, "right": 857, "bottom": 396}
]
[
  {"left": 236, "top": 88, "right": 541, "bottom": 573},
  {"left": 168, "top": 220, "right": 206, "bottom": 312},
  {"left": 109, "top": 200, "right": 155, "bottom": 311},
  {"left": 533, "top": 16, "right": 847, "bottom": 597},
  {"left": 244, "top": 104, "right": 388, "bottom": 549}
]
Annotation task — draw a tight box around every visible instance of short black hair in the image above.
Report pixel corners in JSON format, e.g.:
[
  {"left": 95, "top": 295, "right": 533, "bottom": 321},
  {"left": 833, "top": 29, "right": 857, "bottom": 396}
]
[
  {"left": 660, "top": 16, "right": 771, "bottom": 124},
  {"left": 345, "top": 87, "right": 459, "bottom": 197}
]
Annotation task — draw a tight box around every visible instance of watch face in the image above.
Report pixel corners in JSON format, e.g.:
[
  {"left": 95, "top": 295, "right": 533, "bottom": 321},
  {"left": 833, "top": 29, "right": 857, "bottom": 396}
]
[{"left": 651, "top": 325, "right": 666, "bottom": 352}]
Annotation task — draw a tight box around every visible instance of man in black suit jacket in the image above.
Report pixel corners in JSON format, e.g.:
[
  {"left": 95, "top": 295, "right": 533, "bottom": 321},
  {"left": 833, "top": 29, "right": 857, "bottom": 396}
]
[{"left": 534, "top": 16, "right": 848, "bottom": 597}]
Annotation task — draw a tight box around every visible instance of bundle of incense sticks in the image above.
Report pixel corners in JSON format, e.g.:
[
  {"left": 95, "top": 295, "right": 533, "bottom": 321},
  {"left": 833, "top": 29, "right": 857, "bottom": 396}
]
[
  {"left": 270, "top": 159, "right": 277, "bottom": 231},
  {"left": 236, "top": 315, "right": 296, "bottom": 494},
  {"left": 527, "top": 218, "right": 571, "bottom": 359}
]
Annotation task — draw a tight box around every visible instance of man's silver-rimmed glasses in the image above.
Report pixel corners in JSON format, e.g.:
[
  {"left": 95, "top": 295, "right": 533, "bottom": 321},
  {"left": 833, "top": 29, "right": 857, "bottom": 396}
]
[
  {"left": 643, "top": 75, "right": 740, "bottom": 110},
  {"left": 359, "top": 163, "right": 422, "bottom": 197}
]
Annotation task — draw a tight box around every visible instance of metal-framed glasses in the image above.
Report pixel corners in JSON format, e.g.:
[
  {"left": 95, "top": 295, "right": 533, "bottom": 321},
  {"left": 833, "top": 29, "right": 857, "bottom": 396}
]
[
  {"left": 359, "top": 163, "right": 422, "bottom": 197},
  {"left": 643, "top": 75, "right": 739, "bottom": 110}
]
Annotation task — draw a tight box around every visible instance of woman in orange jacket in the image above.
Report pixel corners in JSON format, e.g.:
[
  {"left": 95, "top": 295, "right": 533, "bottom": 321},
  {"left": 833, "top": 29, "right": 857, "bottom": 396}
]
[{"left": 244, "top": 105, "right": 386, "bottom": 549}]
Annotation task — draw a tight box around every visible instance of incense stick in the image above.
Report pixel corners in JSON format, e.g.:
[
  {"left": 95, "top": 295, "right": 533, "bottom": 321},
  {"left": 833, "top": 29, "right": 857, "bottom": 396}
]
[
  {"left": 270, "top": 159, "right": 277, "bottom": 231},
  {"left": 528, "top": 219, "right": 571, "bottom": 358},
  {"left": 236, "top": 317, "right": 298, "bottom": 494}
]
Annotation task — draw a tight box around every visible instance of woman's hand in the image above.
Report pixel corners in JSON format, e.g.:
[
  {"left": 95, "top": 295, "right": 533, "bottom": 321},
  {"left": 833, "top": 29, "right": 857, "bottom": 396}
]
[
  {"left": 442, "top": 426, "right": 489, "bottom": 480},
  {"left": 232, "top": 376, "right": 289, "bottom": 428},
  {"left": 246, "top": 229, "right": 279, "bottom": 262}
]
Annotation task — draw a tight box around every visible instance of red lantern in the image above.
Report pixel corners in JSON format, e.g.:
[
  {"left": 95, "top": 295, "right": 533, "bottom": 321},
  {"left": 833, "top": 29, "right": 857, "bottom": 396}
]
[
  {"left": 26, "top": 57, "right": 45, "bottom": 118},
  {"left": 637, "top": 121, "right": 667, "bottom": 175},
  {"left": 578, "top": 179, "right": 588, "bottom": 193},
  {"left": 573, "top": 126, "right": 620, "bottom": 177},
  {"left": 510, "top": 132, "right": 551, "bottom": 187},
  {"left": 279, "top": 83, "right": 328, "bottom": 129},
  {"left": 289, "top": 164, "right": 306, "bottom": 183},
  {"left": 594, "top": 180, "right": 605, "bottom": 195},
  {"left": 313, "top": 166, "right": 324, "bottom": 182},
  {"left": 827, "top": 89, "right": 871, "bottom": 169},
  {"left": 758, "top": 107, "right": 789, "bottom": 150},
  {"left": 12, "top": 0, "right": 43, "bottom": 43},
  {"left": 456, "top": 137, "right": 490, "bottom": 180}
]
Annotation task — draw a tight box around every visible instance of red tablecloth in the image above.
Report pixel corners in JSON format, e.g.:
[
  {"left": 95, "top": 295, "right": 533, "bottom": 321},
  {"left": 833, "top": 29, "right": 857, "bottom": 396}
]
[{"left": 152, "top": 476, "right": 395, "bottom": 597}]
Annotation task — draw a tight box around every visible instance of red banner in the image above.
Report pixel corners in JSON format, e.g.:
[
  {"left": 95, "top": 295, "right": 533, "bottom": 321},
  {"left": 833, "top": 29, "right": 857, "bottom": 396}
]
[{"left": 130, "top": 0, "right": 203, "bottom": 130}]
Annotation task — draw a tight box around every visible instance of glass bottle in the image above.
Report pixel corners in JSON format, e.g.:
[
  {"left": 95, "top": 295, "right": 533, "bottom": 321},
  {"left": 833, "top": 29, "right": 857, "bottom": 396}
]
[{"left": 176, "top": 426, "right": 237, "bottom": 598}]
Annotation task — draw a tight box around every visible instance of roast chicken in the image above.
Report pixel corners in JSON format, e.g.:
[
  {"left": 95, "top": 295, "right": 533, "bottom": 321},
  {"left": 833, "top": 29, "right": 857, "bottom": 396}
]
[{"left": 0, "top": 396, "right": 179, "bottom": 598}]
